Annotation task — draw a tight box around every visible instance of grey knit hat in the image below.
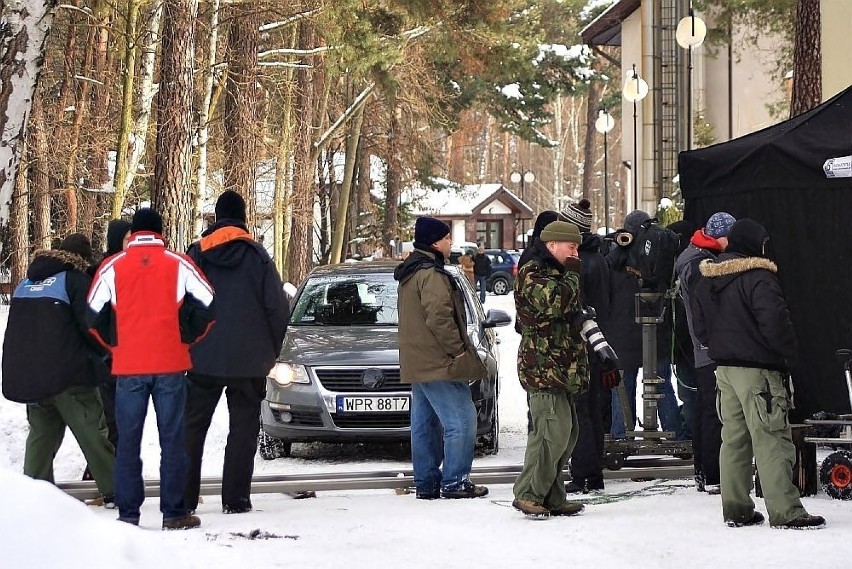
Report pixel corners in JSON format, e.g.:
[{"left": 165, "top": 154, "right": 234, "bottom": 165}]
[
  {"left": 539, "top": 221, "right": 582, "bottom": 244},
  {"left": 624, "top": 210, "right": 651, "bottom": 232}
]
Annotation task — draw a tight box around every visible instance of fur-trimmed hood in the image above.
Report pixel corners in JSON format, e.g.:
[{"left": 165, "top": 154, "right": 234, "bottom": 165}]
[
  {"left": 27, "top": 249, "right": 89, "bottom": 281},
  {"left": 698, "top": 255, "right": 777, "bottom": 278}
]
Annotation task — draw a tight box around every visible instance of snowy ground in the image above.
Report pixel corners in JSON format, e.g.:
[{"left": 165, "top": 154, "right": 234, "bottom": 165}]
[{"left": 2, "top": 294, "right": 851, "bottom": 568}]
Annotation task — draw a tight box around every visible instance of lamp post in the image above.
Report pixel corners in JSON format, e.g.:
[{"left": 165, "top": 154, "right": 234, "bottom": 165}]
[
  {"left": 676, "top": 5, "right": 707, "bottom": 151},
  {"left": 622, "top": 64, "right": 648, "bottom": 211},
  {"left": 510, "top": 169, "right": 535, "bottom": 248},
  {"left": 594, "top": 109, "right": 615, "bottom": 232}
]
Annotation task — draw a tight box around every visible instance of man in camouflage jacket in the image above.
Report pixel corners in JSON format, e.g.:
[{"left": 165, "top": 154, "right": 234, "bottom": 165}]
[{"left": 512, "top": 220, "right": 589, "bottom": 518}]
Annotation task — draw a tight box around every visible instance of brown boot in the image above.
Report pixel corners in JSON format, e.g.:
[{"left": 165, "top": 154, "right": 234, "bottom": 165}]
[
  {"left": 512, "top": 499, "right": 550, "bottom": 518},
  {"left": 550, "top": 501, "right": 585, "bottom": 517},
  {"left": 162, "top": 514, "right": 201, "bottom": 530}
]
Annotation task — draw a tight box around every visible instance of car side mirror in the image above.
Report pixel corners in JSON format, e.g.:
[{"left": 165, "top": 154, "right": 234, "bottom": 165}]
[{"left": 483, "top": 309, "right": 512, "bottom": 328}]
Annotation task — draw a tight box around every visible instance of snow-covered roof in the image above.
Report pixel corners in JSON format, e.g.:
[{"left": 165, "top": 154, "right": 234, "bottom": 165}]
[{"left": 402, "top": 179, "right": 532, "bottom": 217}]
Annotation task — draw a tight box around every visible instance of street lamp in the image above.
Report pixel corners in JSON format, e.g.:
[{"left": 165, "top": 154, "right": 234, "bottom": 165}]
[
  {"left": 623, "top": 64, "right": 648, "bottom": 212},
  {"left": 510, "top": 169, "right": 535, "bottom": 248},
  {"left": 594, "top": 109, "right": 615, "bottom": 232},
  {"left": 676, "top": 5, "right": 707, "bottom": 151}
]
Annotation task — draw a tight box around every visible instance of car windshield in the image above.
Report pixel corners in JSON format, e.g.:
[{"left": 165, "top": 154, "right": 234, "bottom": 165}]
[{"left": 290, "top": 273, "right": 399, "bottom": 326}]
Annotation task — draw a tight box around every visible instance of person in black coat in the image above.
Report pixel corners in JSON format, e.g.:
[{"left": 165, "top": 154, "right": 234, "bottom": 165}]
[
  {"left": 691, "top": 219, "right": 824, "bottom": 529},
  {"left": 183, "top": 191, "right": 290, "bottom": 515},
  {"left": 2, "top": 235, "right": 115, "bottom": 503},
  {"left": 82, "top": 219, "right": 131, "bottom": 482},
  {"left": 473, "top": 246, "right": 492, "bottom": 303},
  {"left": 605, "top": 211, "right": 683, "bottom": 440},
  {"left": 562, "top": 200, "right": 617, "bottom": 493}
]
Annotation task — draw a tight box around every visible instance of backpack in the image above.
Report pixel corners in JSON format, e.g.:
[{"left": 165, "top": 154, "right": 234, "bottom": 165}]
[{"left": 626, "top": 218, "right": 680, "bottom": 292}]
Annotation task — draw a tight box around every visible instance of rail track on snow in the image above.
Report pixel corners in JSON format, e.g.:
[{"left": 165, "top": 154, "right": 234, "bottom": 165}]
[{"left": 57, "top": 457, "right": 693, "bottom": 500}]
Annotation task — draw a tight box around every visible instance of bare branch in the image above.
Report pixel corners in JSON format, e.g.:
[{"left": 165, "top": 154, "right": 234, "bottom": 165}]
[
  {"left": 258, "top": 45, "right": 333, "bottom": 58},
  {"left": 313, "top": 83, "right": 376, "bottom": 151},
  {"left": 258, "top": 62, "right": 312, "bottom": 68},
  {"left": 259, "top": 9, "right": 321, "bottom": 32}
]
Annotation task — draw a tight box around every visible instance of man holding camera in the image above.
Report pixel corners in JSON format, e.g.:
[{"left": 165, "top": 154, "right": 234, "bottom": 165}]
[{"left": 513, "top": 220, "right": 611, "bottom": 518}]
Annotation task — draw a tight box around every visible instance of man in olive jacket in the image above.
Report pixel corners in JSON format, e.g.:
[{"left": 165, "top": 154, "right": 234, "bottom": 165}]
[
  {"left": 394, "top": 216, "right": 489, "bottom": 500},
  {"left": 512, "top": 220, "right": 589, "bottom": 518}
]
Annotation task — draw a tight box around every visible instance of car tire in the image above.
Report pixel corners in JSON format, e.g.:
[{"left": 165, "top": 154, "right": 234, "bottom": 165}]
[
  {"left": 491, "top": 276, "right": 510, "bottom": 296},
  {"left": 475, "top": 397, "right": 499, "bottom": 455},
  {"left": 258, "top": 429, "right": 292, "bottom": 460}
]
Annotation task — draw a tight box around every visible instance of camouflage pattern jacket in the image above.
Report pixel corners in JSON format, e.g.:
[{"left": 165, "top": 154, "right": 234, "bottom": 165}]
[{"left": 515, "top": 242, "right": 589, "bottom": 393}]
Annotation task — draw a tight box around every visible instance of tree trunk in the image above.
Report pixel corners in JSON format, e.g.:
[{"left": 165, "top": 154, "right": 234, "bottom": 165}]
[
  {"left": 382, "top": 102, "right": 402, "bottom": 257},
  {"left": 194, "top": 0, "right": 220, "bottom": 237},
  {"left": 125, "top": 1, "right": 164, "bottom": 199},
  {"left": 330, "top": 104, "right": 364, "bottom": 264},
  {"left": 0, "top": 0, "right": 59, "bottom": 227},
  {"left": 112, "top": 0, "right": 142, "bottom": 217},
  {"left": 30, "top": 95, "right": 52, "bottom": 250},
  {"left": 152, "top": 0, "right": 198, "bottom": 251},
  {"left": 790, "top": 0, "right": 821, "bottom": 118},
  {"left": 355, "top": 134, "right": 374, "bottom": 256},
  {"left": 582, "top": 58, "right": 604, "bottom": 202},
  {"left": 223, "top": 1, "right": 261, "bottom": 232},
  {"left": 287, "top": 18, "right": 318, "bottom": 285},
  {"left": 10, "top": 144, "right": 29, "bottom": 286}
]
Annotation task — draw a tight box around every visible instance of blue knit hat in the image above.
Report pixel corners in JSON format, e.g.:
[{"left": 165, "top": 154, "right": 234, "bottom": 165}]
[
  {"left": 705, "top": 212, "right": 736, "bottom": 238},
  {"left": 413, "top": 216, "right": 451, "bottom": 249}
]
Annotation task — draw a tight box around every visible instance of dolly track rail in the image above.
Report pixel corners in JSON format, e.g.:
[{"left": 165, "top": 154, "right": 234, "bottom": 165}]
[{"left": 58, "top": 458, "right": 693, "bottom": 500}]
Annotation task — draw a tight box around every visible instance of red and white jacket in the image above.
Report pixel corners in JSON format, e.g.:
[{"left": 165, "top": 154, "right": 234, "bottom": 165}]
[{"left": 87, "top": 232, "right": 215, "bottom": 375}]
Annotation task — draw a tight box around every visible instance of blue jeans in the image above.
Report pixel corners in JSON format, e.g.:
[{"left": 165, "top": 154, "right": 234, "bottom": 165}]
[
  {"left": 115, "top": 374, "right": 188, "bottom": 522},
  {"left": 610, "top": 358, "right": 685, "bottom": 440},
  {"left": 410, "top": 381, "right": 477, "bottom": 492},
  {"left": 674, "top": 362, "right": 698, "bottom": 439},
  {"left": 476, "top": 276, "right": 488, "bottom": 303}
]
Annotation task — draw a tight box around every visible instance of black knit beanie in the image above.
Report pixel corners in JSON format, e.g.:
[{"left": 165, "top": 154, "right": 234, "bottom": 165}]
[
  {"left": 106, "top": 219, "right": 132, "bottom": 255},
  {"left": 215, "top": 190, "right": 247, "bottom": 222},
  {"left": 131, "top": 208, "right": 163, "bottom": 235},
  {"left": 726, "top": 218, "right": 768, "bottom": 257},
  {"left": 59, "top": 233, "right": 93, "bottom": 263},
  {"left": 413, "top": 216, "right": 451, "bottom": 250},
  {"left": 531, "top": 211, "right": 560, "bottom": 243}
]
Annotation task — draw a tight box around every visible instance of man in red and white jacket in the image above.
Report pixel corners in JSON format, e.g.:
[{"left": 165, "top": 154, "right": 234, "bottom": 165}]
[{"left": 87, "top": 208, "right": 215, "bottom": 530}]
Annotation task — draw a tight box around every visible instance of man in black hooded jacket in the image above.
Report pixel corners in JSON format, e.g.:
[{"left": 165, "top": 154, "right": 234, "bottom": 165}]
[
  {"left": 692, "top": 218, "right": 824, "bottom": 530},
  {"left": 184, "top": 191, "right": 289, "bottom": 514},
  {"left": 2, "top": 235, "right": 115, "bottom": 504}
]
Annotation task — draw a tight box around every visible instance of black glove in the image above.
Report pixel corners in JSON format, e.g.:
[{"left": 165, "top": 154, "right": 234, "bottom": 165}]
[
  {"left": 600, "top": 358, "right": 621, "bottom": 390},
  {"left": 564, "top": 256, "right": 582, "bottom": 274}
]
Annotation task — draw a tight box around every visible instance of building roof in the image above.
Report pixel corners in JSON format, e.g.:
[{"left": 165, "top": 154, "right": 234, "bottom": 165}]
[
  {"left": 580, "top": 0, "right": 640, "bottom": 46},
  {"left": 405, "top": 180, "right": 534, "bottom": 218}
]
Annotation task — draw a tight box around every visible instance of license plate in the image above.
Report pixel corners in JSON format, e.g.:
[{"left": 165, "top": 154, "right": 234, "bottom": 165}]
[{"left": 336, "top": 395, "right": 409, "bottom": 413}]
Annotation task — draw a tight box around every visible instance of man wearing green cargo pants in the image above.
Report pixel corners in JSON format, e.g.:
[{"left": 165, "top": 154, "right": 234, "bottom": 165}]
[
  {"left": 2, "top": 235, "right": 115, "bottom": 504},
  {"left": 512, "top": 221, "right": 589, "bottom": 518},
  {"left": 693, "top": 219, "right": 824, "bottom": 529}
]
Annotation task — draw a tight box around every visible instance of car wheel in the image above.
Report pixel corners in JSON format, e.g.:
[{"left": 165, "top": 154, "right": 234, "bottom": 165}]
[
  {"left": 258, "top": 429, "right": 292, "bottom": 460},
  {"left": 491, "top": 277, "right": 510, "bottom": 296},
  {"left": 475, "top": 397, "right": 499, "bottom": 455}
]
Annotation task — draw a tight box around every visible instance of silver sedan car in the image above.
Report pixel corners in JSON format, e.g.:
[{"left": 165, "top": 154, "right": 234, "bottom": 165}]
[{"left": 259, "top": 261, "right": 512, "bottom": 459}]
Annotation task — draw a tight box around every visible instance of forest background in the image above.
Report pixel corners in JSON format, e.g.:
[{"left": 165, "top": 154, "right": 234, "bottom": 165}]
[{"left": 0, "top": 0, "right": 815, "bottom": 286}]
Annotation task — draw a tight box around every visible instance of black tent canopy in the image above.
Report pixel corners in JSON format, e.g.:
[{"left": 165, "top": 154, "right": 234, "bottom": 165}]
[{"left": 679, "top": 85, "right": 852, "bottom": 419}]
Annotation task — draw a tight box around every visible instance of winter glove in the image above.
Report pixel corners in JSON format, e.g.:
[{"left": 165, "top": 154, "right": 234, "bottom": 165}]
[
  {"left": 564, "top": 256, "right": 582, "bottom": 275},
  {"left": 600, "top": 358, "right": 621, "bottom": 390}
]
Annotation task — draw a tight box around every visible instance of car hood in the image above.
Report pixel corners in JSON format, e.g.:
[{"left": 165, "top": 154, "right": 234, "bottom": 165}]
[{"left": 280, "top": 326, "right": 400, "bottom": 366}]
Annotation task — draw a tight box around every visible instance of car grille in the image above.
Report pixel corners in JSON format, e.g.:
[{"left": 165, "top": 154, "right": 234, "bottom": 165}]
[
  {"left": 313, "top": 367, "right": 408, "bottom": 393},
  {"left": 271, "top": 407, "right": 324, "bottom": 427},
  {"left": 331, "top": 413, "right": 411, "bottom": 429}
]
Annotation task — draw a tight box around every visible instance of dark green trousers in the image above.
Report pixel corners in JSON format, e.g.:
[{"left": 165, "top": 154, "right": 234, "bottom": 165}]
[
  {"left": 513, "top": 390, "right": 578, "bottom": 509},
  {"left": 24, "top": 386, "right": 115, "bottom": 496},
  {"left": 716, "top": 366, "right": 807, "bottom": 526}
]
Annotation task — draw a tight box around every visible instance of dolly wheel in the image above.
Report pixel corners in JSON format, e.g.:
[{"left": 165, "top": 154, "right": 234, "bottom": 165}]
[{"left": 819, "top": 450, "right": 852, "bottom": 500}]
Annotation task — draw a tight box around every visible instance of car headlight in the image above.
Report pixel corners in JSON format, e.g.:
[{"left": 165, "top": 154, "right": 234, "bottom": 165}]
[{"left": 267, "top": 362, "right": 311, "bottom": 386}]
